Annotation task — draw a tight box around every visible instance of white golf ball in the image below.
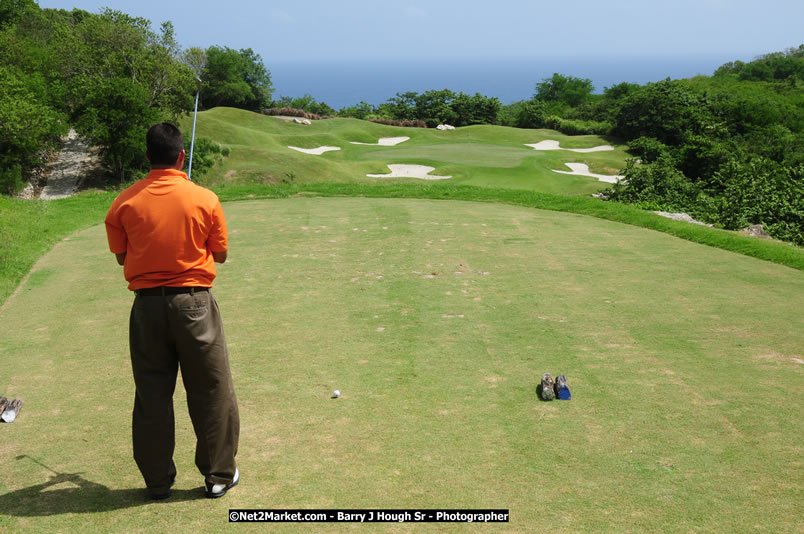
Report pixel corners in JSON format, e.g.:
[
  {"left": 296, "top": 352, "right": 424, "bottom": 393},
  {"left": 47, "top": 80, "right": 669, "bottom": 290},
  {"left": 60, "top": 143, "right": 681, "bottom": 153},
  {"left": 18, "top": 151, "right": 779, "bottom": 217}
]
[{"left": 333, "top": 390, "right": 340, "bottom": 398}]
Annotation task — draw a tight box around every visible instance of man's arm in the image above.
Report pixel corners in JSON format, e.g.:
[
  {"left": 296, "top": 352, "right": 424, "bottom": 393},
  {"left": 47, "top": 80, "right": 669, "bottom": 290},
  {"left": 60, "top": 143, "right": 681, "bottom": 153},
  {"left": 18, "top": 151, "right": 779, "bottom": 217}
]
[
  {"left": 208, "top": 198, "right": 228, "bottom": 264},
  {"left": 115, "top": 252, "right": 127, "bottom": 265}
]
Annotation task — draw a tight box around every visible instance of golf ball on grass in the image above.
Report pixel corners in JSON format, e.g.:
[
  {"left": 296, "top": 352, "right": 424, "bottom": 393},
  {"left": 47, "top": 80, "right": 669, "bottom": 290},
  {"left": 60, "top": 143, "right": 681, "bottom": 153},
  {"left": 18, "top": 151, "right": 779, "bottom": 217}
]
[{"left": 332, "top": 390, "right": 340, "bottom": 398}]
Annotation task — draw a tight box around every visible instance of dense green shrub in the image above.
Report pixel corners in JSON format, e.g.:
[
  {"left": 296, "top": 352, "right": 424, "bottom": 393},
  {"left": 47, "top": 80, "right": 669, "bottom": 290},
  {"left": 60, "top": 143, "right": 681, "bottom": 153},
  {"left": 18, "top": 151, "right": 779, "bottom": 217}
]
[
  {"left": 627, "top": 137, "right": 671, "bottom": 163},
  {"left": 606, "top": 157, "right": 699, "bottom": 210},
  {"left": 367, "top": 118, "right": 426, "bottom": 128},
  {"left": 712, "top": 158, "right": 803, "bottom": 244},
  {"left": 714, "top": 46, "right": 804, "bottom": 81},
  {"left": 262, "top": 107, "right": 328, "bottom": 120},
  {"left": 184, "top": 136, "right": 226, "bottom": 178},
  {"left": 613, "top": 80, "right": 714, "bottom": 145},
  {"left": 608, "top": 156, "right": 804, "bottom": 246},
  {"left": 0, "top": 164, "right": 24, "bottom": 195},
  {"left": 535, "top": 73, "right": 594, "bottom": 107},
  {"left": 271, "top": 94, "right": 335, "bottom": 116},
  {"left": 369, "top": 89, "right": 500, "bottom": 127},
  {"left": 515, "top": 100, "right": 546, "bottom": 128},
  {"left": 0, "top": 65, "right": 67, "bottom": 187},
  {"left": 338, "top": 101, "right": 375, "bottom": 119},
  {"left": 677, "top": 134, "right": 732, "bottom": 181},
  {"left": 543, "top": 116, "right": 612, "bottom": 136}
]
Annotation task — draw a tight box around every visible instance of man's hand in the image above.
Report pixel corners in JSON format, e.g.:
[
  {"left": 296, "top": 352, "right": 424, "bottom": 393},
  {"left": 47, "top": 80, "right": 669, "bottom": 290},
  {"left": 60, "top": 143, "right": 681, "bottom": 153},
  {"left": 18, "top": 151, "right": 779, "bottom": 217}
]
[
  {"left": 212, "top": 250, "right": 228, "bottom": 263},
  {"left": 115, "top": 252, "right": 127, "bottom": 266}
]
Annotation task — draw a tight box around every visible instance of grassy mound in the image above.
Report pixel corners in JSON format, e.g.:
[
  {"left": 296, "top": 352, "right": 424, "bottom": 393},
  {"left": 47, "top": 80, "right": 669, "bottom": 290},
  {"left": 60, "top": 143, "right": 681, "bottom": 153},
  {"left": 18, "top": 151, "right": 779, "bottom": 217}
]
[{"left": 182, "top": 108, "right": 627, "bottom": 195}]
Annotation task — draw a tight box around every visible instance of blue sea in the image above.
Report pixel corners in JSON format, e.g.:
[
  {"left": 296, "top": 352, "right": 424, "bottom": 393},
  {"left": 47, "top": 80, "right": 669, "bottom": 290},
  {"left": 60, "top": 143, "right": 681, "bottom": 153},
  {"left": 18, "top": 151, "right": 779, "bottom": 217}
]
[{"left": 269, "top": 55, "right": 742, "bottom": 110}]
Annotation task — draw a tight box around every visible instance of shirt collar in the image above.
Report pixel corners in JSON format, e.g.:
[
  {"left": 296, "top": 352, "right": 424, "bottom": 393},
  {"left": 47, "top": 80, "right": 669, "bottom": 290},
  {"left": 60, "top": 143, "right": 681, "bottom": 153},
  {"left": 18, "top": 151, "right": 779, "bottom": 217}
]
[{"left": 146, "top": 169, "right": 189, "bottom": 181}]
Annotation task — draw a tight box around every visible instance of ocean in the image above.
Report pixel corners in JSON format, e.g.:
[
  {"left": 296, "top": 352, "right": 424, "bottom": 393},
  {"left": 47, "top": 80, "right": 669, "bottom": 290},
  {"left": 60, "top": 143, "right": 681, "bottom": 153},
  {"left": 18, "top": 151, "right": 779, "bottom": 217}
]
[{"left": 268, "top": 55, "right": 742, "bottom": 110}]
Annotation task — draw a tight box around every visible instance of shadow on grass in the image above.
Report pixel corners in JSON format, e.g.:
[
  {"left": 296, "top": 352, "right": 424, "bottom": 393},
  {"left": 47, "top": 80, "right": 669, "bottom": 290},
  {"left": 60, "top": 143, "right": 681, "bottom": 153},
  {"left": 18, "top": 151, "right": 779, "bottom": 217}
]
[{"left": 0, "top": 472, "right": 203, "bottom": 516}]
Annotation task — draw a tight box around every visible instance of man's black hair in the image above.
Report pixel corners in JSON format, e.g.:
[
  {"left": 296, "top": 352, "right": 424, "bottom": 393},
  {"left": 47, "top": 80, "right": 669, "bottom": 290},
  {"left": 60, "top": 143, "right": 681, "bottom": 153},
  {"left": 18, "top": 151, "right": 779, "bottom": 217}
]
[{"left": 146, "top": 123, "right": 184, "bottom": 166}]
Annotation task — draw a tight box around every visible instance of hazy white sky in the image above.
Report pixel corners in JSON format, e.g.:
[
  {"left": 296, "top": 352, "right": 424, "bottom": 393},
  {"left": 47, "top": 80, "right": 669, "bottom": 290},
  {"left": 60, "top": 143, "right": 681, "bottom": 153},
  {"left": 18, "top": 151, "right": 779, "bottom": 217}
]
[{"left": 37, "top": 0, "right": 803, "bottom": 62}]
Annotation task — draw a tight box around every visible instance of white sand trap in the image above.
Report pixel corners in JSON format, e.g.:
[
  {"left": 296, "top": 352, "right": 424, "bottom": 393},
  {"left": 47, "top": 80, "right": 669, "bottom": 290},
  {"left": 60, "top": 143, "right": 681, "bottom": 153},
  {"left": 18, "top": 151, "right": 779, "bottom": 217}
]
[
  {"left": 526, "top": 140, "right": 614, "bottom": 153},
  {"left": 350, "top": 136, "right": 410, "bottom": 146},
  {"left": 367, "top": 164, "right": 451, "bottom": 180},
  {"left": 552, "top": 163, "right": 623, "bottom": 183},
  {"left": 288, "top": 146, "right": 341, "bottom": 155}
]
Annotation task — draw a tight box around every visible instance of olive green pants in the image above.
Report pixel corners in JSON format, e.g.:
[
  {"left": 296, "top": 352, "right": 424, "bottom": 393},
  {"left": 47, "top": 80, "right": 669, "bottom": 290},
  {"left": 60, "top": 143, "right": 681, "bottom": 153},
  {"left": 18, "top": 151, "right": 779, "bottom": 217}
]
[{"left": 129, "top": 289, "right": 239, "bottom": 493}]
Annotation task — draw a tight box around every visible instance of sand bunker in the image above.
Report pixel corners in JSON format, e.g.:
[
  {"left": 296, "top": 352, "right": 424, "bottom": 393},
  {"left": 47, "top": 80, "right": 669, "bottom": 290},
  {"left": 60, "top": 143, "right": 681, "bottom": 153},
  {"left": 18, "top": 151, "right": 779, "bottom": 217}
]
[
  {"left": 552, "top": 163, "right": 623, "bottom": 183},
  {"left": 350, "top": 136, "right": 410, "bottom": 146},
  {"left": 526, "top": 140, "right": 614, "bottom": 153},
  {"left": 287, "top": 146, "right": 341, "bottom": 155},
  {"left": 367, "top": 164, "right": 452, "bottom": 180}
]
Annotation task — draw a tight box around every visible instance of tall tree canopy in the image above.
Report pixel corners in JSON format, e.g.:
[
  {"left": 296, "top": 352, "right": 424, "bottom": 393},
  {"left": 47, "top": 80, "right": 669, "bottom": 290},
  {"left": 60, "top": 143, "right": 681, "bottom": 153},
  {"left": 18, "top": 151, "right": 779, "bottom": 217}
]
[
  {"left": 0, "top": 3, "right": 196, "bottom": 182},
  {"left": 202, "top": 46, "right": 272, "bottom": 110},
  {"left": 535, "top": 73, "right": 594, "bottom": 108}
]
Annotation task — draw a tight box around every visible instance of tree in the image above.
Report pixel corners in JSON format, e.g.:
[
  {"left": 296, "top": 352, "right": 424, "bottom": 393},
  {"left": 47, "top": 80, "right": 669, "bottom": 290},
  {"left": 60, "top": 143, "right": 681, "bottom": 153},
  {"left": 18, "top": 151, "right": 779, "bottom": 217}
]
[
  {"left": 73, "top": 77, "right": 160, "bottom": 180},
  {"left": 339, "top": 101, "right": 375, "bottom": 119},
  {"left": 613, "top": 80, "right": 713, "bottom": 145},
  {"left": 145, "top": 21, "right": 195, "bottom": 120},
  {"left": 606, "top": 156, "right": 698, "bottom": 210},
  {"left": 715, "top": 46, "right": 804, "bottom": 82},
  {"left": 0, "top": 66, "right": 67, "bottom": 192},
  {"left": 383, "top": 92, "right": 418, "bottom": 121},
  {"left": 535, "top": 73, "right": 594, "bottom": 108},
  {"left": 451, "top": 92, "right": 501, "bottom": 126},
  {"left": 515, "top": 100, "right": 546, "bottom": 128},
  {"left": 202, "top": 46, "right": 272, "bottom": 110},
  {"left": 0, "top": 0, "right": 37, "bottom": 28},
  {"left": 414, "top": 89, "right": 457, "bottom": 126},
  {"left": 47, "top": 8, "right": 194, "bottom": 180},
  {"left": 181, "top": 46, "right": 206, "bottom": 78},
  {"left": 714, "top": 60, "right": 746, "bottom": 77}
]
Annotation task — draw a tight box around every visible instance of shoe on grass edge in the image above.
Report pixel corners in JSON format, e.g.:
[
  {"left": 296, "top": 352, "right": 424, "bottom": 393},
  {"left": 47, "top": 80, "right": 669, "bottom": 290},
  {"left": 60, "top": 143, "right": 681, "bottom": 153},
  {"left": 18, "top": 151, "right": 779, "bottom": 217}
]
[
  {"left": 205, "top": 468, "right": 239, "bottom": 499},
  {"left": 149, "top": 475, "right": 176, "bottom": 501}
]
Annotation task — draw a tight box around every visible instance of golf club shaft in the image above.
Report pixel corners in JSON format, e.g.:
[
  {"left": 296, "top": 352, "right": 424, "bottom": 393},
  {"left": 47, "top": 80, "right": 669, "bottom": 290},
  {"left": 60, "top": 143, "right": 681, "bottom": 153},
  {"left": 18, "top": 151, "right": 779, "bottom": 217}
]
[
  {"left": 17, "top": 455, "right": 60, "bottom": 475},
  {"left": 188, "top": 88, "right": 200, "bottom": 181}
]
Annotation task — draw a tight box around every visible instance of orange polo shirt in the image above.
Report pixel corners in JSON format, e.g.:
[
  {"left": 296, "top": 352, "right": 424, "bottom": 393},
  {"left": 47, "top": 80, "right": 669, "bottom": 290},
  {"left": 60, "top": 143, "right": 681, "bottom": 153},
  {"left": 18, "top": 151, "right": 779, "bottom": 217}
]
[{"left": 105, "top": 169, "right": 228, "bottom": 290}]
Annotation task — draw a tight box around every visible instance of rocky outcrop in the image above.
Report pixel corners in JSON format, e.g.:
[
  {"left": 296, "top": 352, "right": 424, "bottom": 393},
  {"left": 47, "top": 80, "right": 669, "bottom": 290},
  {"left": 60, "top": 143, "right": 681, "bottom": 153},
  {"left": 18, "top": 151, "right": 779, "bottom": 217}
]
[
  {"left": 741, "top": 224, "right": 772, "bottom": 239},
  {"left": 653, "top": 211, "right": 713, "bottom": 227},
  {"left": 40, "top": 129, "right": 94, "bottom": 200}
]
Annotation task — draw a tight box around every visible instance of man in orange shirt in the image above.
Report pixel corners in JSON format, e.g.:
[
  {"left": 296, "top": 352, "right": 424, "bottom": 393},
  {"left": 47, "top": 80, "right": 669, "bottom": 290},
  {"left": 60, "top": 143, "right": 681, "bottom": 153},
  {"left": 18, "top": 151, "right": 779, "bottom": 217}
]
[{"left": 105, "top": 123, "right": 240, "bottom": 500}]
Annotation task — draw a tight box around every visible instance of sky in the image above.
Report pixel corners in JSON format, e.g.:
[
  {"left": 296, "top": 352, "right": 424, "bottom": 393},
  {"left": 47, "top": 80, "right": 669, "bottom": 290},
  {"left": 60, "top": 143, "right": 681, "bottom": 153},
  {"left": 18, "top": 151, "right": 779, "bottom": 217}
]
[{"left": 35, "top": 0, "right": 804, "bottom": 62}]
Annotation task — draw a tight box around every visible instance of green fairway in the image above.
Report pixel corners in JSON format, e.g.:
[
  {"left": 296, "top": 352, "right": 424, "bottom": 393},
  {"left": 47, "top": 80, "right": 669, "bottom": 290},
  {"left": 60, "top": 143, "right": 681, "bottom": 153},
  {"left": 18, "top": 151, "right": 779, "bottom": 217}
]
[
  {"left": 1, "top": 198, "right": 801, "bottom": 533},
  {"left": 184, "top": 108, "right": 626, "bottom": 195}
]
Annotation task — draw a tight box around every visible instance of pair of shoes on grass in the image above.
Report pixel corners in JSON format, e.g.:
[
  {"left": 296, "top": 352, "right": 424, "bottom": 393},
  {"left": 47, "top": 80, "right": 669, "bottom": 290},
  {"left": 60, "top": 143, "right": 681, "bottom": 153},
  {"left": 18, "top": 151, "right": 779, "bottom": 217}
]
[
  {"left": 150, "top": 468, "right": 240, "bottom": 500},
  {"left": 0, "top": 397, "right": 23, "bottom": 423},
  {"left": 539, "top": 374, "right": 571, "bottom": 401}
]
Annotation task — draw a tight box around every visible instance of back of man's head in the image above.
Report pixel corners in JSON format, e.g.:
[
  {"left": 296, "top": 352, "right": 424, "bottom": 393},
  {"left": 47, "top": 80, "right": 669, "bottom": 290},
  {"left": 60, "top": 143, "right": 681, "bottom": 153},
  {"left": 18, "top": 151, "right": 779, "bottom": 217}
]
[{"left": 146, "top": 123, "right": 184, "bottom": 166}]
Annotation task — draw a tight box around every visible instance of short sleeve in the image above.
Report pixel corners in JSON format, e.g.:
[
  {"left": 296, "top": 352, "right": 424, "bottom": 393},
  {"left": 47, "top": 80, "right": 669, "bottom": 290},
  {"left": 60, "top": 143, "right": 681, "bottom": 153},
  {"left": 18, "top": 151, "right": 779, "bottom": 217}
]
[
  {"left": 105, "top": 203, "right": 128, "bottom": 254},
  {"left": 207, "top": 200, "right": 228, "bottom": 252}
]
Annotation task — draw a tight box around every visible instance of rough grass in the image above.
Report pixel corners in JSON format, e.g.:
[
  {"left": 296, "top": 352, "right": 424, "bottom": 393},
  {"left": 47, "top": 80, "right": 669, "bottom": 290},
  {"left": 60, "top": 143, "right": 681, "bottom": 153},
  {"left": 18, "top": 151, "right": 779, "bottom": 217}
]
[
  {"left": 0, "top": 193, "right": 118, "bottom": 306},
  {"left": 1, "top": 198, "right": 801, "bottom": 533}
]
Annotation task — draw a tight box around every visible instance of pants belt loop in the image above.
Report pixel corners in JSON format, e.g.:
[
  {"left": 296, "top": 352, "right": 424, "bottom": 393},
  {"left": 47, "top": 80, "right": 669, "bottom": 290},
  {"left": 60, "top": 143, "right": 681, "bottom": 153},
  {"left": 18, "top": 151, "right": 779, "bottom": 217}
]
[
  {"left": 160, "top": 287, "right": 166, "bottom": 297},
  {"left": 190, "top": 287, "right": 195, "bottom": 296}
]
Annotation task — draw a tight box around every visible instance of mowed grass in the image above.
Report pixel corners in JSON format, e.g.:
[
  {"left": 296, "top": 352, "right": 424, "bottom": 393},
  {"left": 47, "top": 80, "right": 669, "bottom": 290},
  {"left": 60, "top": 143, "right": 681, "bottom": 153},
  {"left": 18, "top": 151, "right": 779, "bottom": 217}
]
[
  {"left": 184, "top": 108, "right": 626, "bottom": 195},
  {"left": 0, "top": 197, "right": 801, "bottom": 533}
]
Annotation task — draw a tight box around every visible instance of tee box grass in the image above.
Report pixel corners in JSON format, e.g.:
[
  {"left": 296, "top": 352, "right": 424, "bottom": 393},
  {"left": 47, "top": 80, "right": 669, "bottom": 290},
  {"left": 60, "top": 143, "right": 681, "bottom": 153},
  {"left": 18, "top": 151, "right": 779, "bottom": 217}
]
[{"left": 1, "top": 197, "right": 801, "bottom": 533}]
